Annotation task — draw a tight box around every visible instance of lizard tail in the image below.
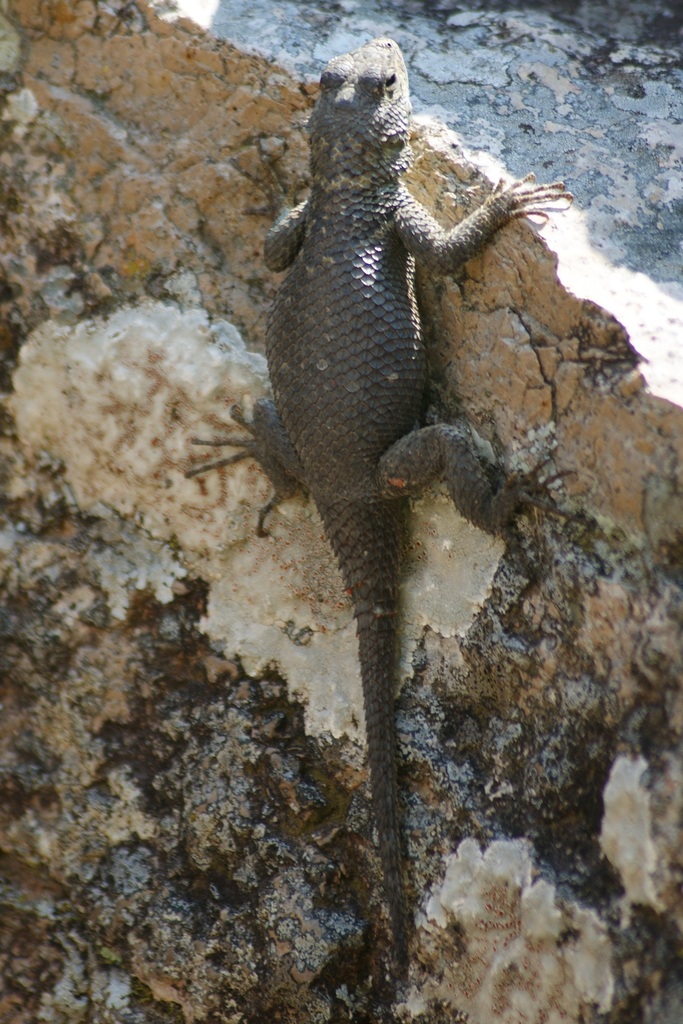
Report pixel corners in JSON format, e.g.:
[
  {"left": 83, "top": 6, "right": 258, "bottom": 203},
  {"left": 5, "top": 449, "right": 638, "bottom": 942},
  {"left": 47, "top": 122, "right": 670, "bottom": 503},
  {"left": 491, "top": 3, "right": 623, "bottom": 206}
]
[
  {"left": 317, "top": 498, "right": 408, "bottom": 968},
  {"left": 357, "top": 609, "right": 408, "bottom": 969}
]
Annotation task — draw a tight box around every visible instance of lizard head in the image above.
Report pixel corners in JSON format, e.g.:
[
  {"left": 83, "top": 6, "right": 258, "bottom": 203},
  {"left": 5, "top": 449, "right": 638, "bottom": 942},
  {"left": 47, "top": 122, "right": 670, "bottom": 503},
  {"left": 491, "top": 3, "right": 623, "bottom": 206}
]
[{"left": 308, "top": 38, "right": 412, "bottom": 181}]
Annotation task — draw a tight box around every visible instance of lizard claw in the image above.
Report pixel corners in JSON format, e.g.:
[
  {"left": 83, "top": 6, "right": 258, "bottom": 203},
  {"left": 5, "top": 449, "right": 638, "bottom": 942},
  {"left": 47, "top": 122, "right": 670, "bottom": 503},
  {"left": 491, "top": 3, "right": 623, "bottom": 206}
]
[
  {"left": 228, "top": 403, "right": 253, "bottom": 432},
  {"left": 493, "top": 172, "right": 535, "bottom": 197},
  {"left": 256, "top": 494, "right": 278, "bottom": 537}
]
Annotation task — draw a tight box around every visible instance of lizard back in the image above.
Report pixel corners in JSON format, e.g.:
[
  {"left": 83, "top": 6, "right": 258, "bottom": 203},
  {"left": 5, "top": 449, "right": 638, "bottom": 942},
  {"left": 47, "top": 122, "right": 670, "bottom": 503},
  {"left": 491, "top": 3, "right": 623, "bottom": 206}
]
[
  {"left": 266, "top": 37, "right": 424, "bottom": 502},
  {"left": 267, "top": 187, "right": 425, "bottom": 499}
]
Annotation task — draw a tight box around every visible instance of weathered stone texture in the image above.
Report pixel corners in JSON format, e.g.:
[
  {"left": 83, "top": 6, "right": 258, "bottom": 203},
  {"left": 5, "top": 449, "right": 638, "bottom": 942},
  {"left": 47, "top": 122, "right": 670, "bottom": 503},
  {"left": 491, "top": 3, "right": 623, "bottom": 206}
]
[{"left": 1, "top": 3, "right": 682, "bottom": 1022}]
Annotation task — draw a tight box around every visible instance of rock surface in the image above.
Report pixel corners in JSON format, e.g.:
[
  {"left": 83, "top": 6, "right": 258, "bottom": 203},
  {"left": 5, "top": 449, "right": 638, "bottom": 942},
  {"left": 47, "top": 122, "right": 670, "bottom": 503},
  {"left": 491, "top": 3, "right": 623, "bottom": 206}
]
[{"left": 1, "top": 2, "right": 682, "bottom": 1023}]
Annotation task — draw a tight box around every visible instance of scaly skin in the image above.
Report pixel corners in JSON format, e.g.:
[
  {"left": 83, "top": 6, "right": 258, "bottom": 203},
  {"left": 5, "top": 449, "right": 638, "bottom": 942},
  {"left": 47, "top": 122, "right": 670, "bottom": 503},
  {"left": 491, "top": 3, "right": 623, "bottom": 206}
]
[{"left": 190, "top": 37, "right": 571, "bottom": 970}]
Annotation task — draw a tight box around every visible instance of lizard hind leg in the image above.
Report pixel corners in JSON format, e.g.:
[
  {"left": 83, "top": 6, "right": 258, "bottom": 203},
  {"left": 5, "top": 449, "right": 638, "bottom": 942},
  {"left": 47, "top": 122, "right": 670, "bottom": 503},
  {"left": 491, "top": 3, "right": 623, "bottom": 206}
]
[
  {"left": 377, "top": 421, "right": 550, "bottom": 535},
  {"left": 186, "top": 398, "right": 307, "bottom": 536}
]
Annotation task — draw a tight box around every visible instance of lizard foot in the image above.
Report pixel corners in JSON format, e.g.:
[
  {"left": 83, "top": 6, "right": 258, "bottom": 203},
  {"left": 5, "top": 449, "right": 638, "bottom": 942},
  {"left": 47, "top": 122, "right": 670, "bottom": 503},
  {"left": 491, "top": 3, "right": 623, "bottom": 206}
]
[
  {"left": 493, "top": 173, "right": 573, "bottom": 223},
  {"left": 186, "top": 401, "right": 305, "bottom": 538},
  {"left": 500, "top": 463, "right": 579, "bottom": 524},
  {"left": 185, "top": 405, "right": 255, "bottom": 479},
  {"left": 231, "top": 138, "right": 296, "bottom": 219},
  {"left": 185, "top": 430, "right": 276, "bottom": 536},
  {"left": 518, "top": 468, "right": 580, "bottom": 522}
]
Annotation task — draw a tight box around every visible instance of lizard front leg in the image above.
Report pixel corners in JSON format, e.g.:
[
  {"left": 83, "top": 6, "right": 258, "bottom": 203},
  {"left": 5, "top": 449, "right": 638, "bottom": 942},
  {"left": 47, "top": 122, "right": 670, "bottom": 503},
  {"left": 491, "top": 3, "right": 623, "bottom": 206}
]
[
  {"left": 264, "top": 199, "right": 310, "bottom": 272},
  {"left": 187, "top": 398, "right": 306, "bottom": 536},
  {"left": 395, "top": 176, "right": 572, "bottom": 274}
]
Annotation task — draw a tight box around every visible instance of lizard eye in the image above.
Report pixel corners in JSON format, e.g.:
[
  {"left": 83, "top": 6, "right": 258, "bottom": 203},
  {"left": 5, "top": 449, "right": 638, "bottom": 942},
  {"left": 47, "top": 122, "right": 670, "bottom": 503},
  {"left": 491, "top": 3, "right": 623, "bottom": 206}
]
[{"left": 385, "top": 73, "right": 397, "bottom": 88}]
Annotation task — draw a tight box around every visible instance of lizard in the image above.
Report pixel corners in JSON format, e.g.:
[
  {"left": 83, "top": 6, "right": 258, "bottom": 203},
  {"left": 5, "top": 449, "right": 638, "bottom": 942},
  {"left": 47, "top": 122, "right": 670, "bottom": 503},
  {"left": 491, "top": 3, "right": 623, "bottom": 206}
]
[{"left": 188, "top": 37, "right": 571, "bottom": 970}]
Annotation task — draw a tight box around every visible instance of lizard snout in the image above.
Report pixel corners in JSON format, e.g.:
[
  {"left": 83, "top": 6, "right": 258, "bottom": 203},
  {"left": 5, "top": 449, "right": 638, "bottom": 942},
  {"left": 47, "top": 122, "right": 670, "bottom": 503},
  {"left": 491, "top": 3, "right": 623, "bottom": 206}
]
[{"left": 333, "top": 82, "right": 359, "bottom": 108}]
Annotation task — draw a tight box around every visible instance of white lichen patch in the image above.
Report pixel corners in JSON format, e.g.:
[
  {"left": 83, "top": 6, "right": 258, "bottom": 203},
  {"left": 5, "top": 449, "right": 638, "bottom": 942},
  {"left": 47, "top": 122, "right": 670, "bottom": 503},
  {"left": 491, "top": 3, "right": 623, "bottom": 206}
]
[
  {"left": 104, "top": 767, "right": 157, "bottom": 846},
  {"left": 91, "top": 510, "right": 187, "bottom": 619},
  {"left": 12, "top": 302, "right": 504, "bottom": 741},
  {"left": 412, "top": 838, "right": 614, "bottom": 1023},
  {"left": 600, "top": 754, "right": 664, "bottom": 916},
  {"left": 199, "top": 523, "right": 364, "bottom": 741},
  {"left": 0, "top": 13, "right": 21, "bottom": 75},
  {"left": 2, "top": 86, "right": 39, "bottom": 136},
  {"left": 11, "top": 302, "right": 271, "bottom": 554},
  {"left": 403, "top": 491, "right": 504, "bottom": 639}
]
